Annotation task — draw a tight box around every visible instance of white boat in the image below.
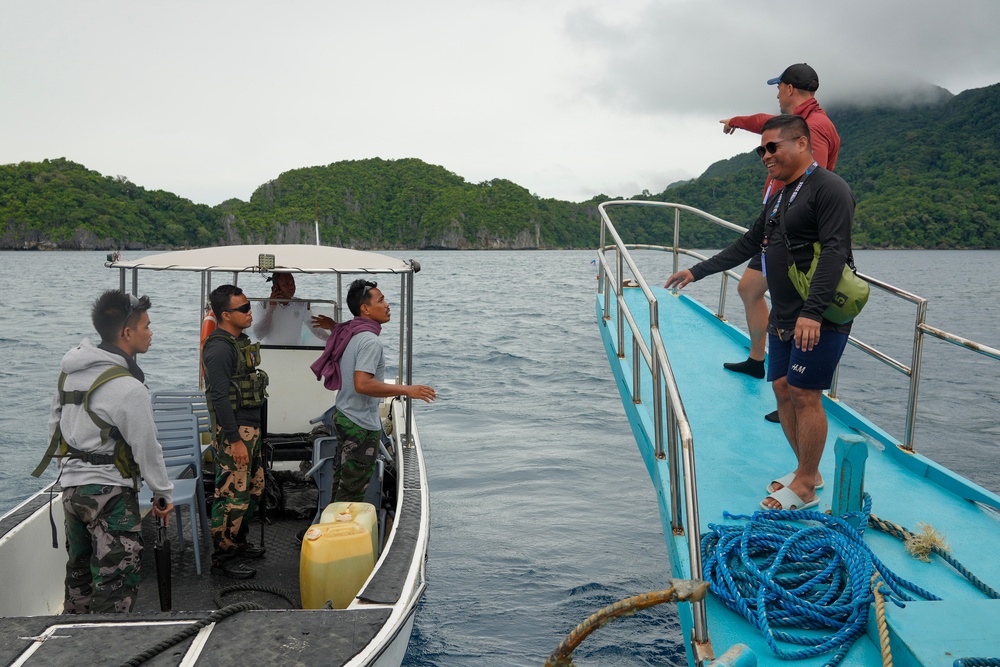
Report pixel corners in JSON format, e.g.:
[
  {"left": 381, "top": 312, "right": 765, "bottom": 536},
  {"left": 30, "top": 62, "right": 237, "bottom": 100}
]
[{"left": 0, "top": 244, "right": 429, "bottom": 666}]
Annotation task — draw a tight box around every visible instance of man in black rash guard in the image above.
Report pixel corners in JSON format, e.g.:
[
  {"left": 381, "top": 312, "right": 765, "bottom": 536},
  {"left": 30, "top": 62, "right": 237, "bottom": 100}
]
[{"left": 665, "top": 114, "right": 856, "bottom": 512}]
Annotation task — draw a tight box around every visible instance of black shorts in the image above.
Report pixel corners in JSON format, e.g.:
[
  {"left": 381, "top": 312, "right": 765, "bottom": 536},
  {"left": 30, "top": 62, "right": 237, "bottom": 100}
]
[
  {"left": 767, "top": 329, "right": 849, "bottom": 390},
  {"left": 747, "top": 252, "right": 763, "bottom": 272}
]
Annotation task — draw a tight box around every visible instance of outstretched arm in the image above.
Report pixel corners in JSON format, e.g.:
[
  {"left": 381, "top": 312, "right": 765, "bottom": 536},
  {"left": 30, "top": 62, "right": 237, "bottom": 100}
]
[{"left": 354, "top": 371, "right": 437, "bottom": 403}]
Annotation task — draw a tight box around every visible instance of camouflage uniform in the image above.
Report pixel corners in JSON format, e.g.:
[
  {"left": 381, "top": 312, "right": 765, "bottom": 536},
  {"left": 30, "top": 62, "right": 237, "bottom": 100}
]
[
  {"left": 332, "top": 410, "right": 381, "bottom": 502},
  {"left": 62, "top": 484, "right": 143, "bottom": 614},
  {"left": 211, "top": 424, "right": 264, "bottom": 554},
  {"left": 47, "top": 336, "right": 172, "bottom": 614},
  {"left": 202, "top": 327, "right": 266, "bottom": 567}
]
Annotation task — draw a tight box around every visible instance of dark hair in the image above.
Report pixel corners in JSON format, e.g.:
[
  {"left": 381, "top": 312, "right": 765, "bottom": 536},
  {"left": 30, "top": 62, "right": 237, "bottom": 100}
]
[
  {"left": 762, "top": 114, "right": 812, "bottom": 148},
  {"left": 92, "top": 290, "right": 151, "bottom": 343},
  {"left": 210, "top": 284, "right": 245, "bottom": 319},
  {"left": 346, "top": 279, "right": 378, "bottom": 317}
]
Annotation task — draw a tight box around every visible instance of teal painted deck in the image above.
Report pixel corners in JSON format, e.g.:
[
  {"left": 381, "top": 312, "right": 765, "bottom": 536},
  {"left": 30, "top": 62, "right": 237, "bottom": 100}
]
[{"left": 598, "top": 285, "right": 1000, "bottom": 667}]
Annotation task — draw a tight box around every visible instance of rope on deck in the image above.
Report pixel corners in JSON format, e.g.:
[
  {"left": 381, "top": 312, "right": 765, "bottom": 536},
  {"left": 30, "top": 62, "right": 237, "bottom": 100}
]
[
  {"left": 871, "top": 573, "right": 893, "bottom": 667},
  {"left": 868, "top": 514, "right": 1000, "bottom": 600},
  {"left": 701, "top": 494, "right": 939, "bottom": 667},
  {"left": 118, "top": 602, "right": 263, "bottom": 667},
  {"left": 542, "top": 579, "right": 709, "bottom": 667},
  {"left": 213, "top": 582, "right": 297, "bottom": 609}
]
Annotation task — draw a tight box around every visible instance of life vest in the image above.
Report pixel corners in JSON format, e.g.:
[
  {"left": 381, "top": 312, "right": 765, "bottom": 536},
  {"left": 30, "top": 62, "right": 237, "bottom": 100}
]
[
  {"left": 202, "top": 330, "right": 269, "bottom": 411},
  {"left": 32, "top": 365, "right": 141, "bottom": 486}
]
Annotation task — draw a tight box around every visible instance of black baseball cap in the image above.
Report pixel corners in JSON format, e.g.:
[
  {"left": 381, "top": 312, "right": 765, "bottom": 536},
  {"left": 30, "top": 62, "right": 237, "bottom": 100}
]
[{"left": 767, "top": 63, "right": 819, "bottom": 92}]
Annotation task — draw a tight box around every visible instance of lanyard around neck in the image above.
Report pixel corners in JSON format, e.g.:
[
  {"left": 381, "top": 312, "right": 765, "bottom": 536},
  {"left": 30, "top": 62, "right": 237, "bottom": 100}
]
[
  {"left": 769, "top": 161, "right": 820, "bottom": 254},
  {"left": 769, "top": 161, "right": 819, "bottom": 220}
]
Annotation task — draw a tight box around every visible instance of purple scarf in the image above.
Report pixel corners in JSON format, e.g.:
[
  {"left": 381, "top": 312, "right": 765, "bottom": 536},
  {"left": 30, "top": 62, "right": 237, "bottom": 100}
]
[{"left": 310, "top": 317, "right": 382, "bottom": 391}]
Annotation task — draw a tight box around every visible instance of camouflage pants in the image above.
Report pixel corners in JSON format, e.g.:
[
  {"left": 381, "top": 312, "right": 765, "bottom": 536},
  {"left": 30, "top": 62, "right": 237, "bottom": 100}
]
[
  {"left": 62, "top": 484, "right": 142, "bottom": 614},
  {"left": 211, "top": 425, "right": 263, "bottom": 558},
  {"left": 332, "top": 410, "right": 381, "bottom": 503}
]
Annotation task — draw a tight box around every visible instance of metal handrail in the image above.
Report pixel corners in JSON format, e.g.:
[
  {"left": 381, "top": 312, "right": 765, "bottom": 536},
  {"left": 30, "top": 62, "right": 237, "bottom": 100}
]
[
  {"left": 597, "top": 202, "right": 709, "bottom": 650},
  {"left": 600, "top": 201, "right": 1000, "bottom": 451},
  {"left": 596, "top": 199, "right": 1000, "bottom": 660}
]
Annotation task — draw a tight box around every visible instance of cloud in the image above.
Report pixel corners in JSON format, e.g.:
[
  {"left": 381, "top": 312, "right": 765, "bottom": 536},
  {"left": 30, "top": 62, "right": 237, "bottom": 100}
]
[
  {"left": 568, "top": 0, "right": 1000, "bottom": 114},
  {"left": 1, "top": 0, "right": 999, "bottom": 206}
]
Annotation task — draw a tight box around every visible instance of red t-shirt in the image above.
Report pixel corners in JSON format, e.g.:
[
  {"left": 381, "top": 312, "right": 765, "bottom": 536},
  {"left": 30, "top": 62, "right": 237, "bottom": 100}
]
[{"left": 729, "top": 98, "right": 841, "bottom": 201}]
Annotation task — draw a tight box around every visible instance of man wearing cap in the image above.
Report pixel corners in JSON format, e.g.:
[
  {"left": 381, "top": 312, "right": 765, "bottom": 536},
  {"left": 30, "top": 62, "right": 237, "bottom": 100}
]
[{"left": 718, "top": 63, "right": 841, "bottom": 424}]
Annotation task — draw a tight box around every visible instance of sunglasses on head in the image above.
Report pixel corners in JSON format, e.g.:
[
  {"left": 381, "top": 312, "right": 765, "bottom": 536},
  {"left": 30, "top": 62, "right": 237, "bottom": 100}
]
[
  {"left": 121, "top": 293, "right": 149, "bottom": 336},
  {"left": 755, "top": 136, "right": 802, "bottom": 158},
  {"left": 225, "top": 302, "right": 252, "bottom": 314}
]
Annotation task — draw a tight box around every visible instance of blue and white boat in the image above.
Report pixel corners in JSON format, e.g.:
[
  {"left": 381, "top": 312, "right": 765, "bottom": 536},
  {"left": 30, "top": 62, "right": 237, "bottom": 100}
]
[{"left": 595, "top": 202, "right": 1000, "bottom": 667}]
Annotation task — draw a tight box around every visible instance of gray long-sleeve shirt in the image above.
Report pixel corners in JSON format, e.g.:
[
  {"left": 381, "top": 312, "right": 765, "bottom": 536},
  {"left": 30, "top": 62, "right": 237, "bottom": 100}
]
[{"left": 48, "top": 338, "right": 173, "bottom": 504}]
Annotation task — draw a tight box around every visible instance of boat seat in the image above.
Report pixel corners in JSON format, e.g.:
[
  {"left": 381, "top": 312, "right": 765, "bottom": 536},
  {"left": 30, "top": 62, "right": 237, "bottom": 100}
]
[
  {"left": 304, "top": 434, "right": 339, "bottom": 525},
  {"left": 151, "top": 403, "right": 197, "bottom": 479},
  {"left": 139, "top": 412, "right": 211, "bottom": 574},
  {"left": 151, "top": 390, "right": 212, "bottom": 442}
]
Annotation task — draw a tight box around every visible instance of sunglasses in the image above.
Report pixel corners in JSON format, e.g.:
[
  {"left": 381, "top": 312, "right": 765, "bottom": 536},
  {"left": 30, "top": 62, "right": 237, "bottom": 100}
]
[
  {"left": 755, "top": 136, "right": 802, "bottom": 158},
  {"left": 225, "top": 302, "right": 252, "bottom": 314},
  {"left": 121, "top": 293, "right": 149, "bottom": 336}
]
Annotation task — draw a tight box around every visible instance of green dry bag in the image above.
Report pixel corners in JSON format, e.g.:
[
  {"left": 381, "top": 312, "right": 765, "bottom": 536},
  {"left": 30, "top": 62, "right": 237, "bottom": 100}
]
[{"left": 787, "top": 242, "right": 869, "bottom": 324}]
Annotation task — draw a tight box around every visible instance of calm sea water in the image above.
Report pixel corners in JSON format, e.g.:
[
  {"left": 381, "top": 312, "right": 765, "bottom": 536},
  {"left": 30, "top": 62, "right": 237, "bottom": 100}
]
[{"left": 2, "top": 249, "right": 998, "bottom": 666}]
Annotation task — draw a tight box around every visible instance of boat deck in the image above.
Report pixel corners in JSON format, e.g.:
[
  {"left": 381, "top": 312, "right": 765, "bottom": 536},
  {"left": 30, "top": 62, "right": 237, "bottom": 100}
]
[
  {"left": 132, "top": 510, "right": 311, "bottom": 613},
  {"left": 0, "top": 443, "right": 425, "bottom": 666},
  {"left": 601, "top": 285, "right": 1000, "bottom": 667}
]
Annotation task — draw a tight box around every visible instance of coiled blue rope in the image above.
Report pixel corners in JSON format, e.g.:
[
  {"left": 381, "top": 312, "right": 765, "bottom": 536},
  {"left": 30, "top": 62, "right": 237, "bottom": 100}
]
[{"left": 701, "top": 494, "right": 939, "bottom": 666}]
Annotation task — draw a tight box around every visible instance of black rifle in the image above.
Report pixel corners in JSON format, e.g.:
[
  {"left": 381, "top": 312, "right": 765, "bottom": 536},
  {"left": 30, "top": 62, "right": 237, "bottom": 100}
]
[{"left": 153, "top": 497, "right": 172, "bottom": 611}]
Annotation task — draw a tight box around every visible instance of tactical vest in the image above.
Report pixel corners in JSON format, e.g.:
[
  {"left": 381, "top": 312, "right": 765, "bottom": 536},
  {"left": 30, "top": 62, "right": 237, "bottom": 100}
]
[
  {"left": 33, "top": 365, "right": 141, "bottom": 486},
  {"left": 203, "top": 330, "right": 269, "bottom": 411}
]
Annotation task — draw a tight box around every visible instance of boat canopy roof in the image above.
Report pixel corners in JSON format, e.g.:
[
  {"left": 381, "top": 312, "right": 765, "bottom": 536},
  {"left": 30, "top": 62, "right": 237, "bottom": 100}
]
[{"left": 109, "top": 244, "right": 412, "bottom": 275}]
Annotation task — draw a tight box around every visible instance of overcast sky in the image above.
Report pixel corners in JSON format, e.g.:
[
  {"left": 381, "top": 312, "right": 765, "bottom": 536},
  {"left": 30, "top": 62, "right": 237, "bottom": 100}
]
[{"left": 3, "top": 0, "right": 1000, "bottom": 206}]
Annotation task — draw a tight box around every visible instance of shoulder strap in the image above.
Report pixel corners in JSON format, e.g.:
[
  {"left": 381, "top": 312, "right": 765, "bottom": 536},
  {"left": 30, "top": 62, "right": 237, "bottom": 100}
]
[
  {"left": 32, "top": 365, "right": 137, "bottom": 478},
  {"left": 83, "top": 366, "right": 135, "bottom": 427}
]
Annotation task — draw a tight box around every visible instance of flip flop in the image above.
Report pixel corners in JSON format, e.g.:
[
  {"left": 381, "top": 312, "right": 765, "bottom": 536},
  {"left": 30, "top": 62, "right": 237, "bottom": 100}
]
[
  {"left": 766, "top": 473, "right": 825, "bottom": 494},
  {"left": 760, "top": 486, "right": 820, "bottom": 511}
]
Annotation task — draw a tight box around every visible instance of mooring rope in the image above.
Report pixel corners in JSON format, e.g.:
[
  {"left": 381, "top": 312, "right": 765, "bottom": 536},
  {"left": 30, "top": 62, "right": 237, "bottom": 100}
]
[
  {"left": 543, "top": 579, "right": 709, "bottom": 667},
  {"left": 213, "top": 582, "right": 297, "bottom": 609},
  {"left": 868, "top": 514, "right": 1000, "bottom": 600},
  {"left": 117, "top": 584, "right": 296, "bottom": 667},
  {"left": 871, "top": 573, "right": 893, "bottom": 667},
  {"left": 118, "top": 602, "right": 263, "bottom": 667},
  {"left": 701, "top": 494, "right": 939, "bottom": 667},
  {"left": 546, "top": 494, "right": 996, "bottom": 667}
]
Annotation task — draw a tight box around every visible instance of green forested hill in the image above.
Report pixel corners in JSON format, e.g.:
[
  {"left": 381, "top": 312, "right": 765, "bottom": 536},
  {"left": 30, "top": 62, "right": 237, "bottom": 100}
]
[
  {"left": 0, "top": 157, "right": 602, "bottom": 250},
  {"left": 0, "top": 159, "right": 220, "bottom": 249},
  {"left": 223, "top": 158, "right": 600, "bottom": 249},
  {"left": 2, "top": 82, "right": 999, "bottom": 250}
]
